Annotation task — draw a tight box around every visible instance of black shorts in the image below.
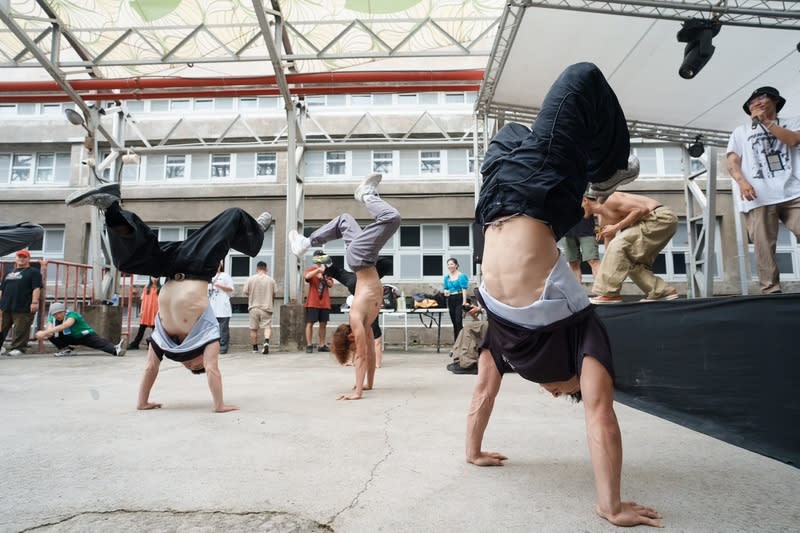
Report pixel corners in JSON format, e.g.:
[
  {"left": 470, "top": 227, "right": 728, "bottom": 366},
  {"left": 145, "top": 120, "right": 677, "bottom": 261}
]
[
  {"left": 305, "top": 307, "right": 330, "bottom": 323},
  {"left": 478, "top": 301, "right": 613, "bottom": 384},
  {"left": 148, "top": 337, "right": 219, "bottom": 363}
]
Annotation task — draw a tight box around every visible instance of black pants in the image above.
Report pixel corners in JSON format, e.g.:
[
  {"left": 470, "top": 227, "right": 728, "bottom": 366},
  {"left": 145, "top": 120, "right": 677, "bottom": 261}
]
[
  {"left": 104, "top": 204, "right": 264, "bottom": 279},
  {"left": 129, "top": 324, "right": 152, "bottom": 348},
  {"left": 50, "top": 333, "right": 116, "bottom": 355},
  {"left": 476, "top": 62, "right": 630, "bottom": 240},
  {"left": 447, "top": 293, "right": 464, "bottom": 343},
  {"left": 216, "top": 317, "right": 230, "bottom": 353}
]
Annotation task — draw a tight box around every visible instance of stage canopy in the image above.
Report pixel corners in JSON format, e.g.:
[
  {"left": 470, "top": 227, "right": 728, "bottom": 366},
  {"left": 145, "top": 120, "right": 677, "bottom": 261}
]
[{"left": 476, "top": 2, "right": 800, "bottom": 146}]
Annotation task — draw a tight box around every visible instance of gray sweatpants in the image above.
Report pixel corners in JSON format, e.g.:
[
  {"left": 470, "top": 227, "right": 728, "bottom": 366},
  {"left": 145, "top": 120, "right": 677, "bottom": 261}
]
[{"left": 308, "top": 195, "right": 401, "bottom": 271}]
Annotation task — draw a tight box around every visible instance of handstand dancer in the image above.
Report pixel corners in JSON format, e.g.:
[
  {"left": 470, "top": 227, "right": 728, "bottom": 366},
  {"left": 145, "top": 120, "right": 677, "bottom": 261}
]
[
  {"left": 468, "top": 63, "right": 662, "bottom": 527},
  {"left": 288, "top": 174, "right": 400, "bottom": 400},
  {"left": 325, "top": 256, "right": 392, "bottom": 377},
  {"left": 66, "top": 184, "right": 271, "bottom": 413}
]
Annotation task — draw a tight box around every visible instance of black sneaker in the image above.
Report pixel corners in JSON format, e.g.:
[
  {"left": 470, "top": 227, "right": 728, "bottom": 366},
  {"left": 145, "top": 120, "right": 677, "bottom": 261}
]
[
  {"left": 262, "top": 343, "right": 269, "bottom": 355},
  {"left": 305, "top": 345, "right": 313, "bottom": 353},
  {"left": 318, "top": 345, "right": 330, "bottom": 352},
  {"left": 447, "top": 362, "right": 478, "bottom": 375},
  {"left": 66, "top": 183, "right": 121, "bottom": 209}
]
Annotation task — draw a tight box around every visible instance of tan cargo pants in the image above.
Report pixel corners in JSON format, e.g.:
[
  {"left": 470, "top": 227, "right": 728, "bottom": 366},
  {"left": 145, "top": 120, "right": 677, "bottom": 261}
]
[{"left": 592, "top": 206, "right": 678, "bottom": 299}]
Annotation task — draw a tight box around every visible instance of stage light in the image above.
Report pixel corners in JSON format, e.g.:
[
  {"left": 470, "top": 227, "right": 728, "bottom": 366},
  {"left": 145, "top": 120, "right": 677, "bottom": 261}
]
[
  {"left": 677, "top": 18, "right": 721, "bottom": 80},
  {"left": 687, "top": 135, "right": 705, "bottom": 158},
  {"left": 64, "top": 108, "right": 85, "bottom": 127}
]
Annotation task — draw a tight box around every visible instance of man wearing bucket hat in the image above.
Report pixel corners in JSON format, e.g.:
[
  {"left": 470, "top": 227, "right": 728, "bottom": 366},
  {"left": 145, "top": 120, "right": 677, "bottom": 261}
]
[
  {"left": 35, "top": 302, "right": 127, "bottom": 357},
  {"left": 0, "top": 249, "right": 42, "bottom": 356},
  {"left": 727, "top": 86, "right": 800, "bottom": 294}
]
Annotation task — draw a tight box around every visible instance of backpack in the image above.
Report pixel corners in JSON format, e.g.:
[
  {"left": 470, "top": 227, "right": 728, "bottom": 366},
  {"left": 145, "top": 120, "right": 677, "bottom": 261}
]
[{"left": 382, "top": 284, "right": 399, "bottom": 310}]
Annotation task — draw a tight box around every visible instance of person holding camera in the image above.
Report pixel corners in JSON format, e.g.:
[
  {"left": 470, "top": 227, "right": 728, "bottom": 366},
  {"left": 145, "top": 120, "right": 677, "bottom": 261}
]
[
  {"left": 303, "top": 250, "right": 334, "bottom": 353},
  {"left": 443, "top": 257, "right": 469, "bottom": 343}
]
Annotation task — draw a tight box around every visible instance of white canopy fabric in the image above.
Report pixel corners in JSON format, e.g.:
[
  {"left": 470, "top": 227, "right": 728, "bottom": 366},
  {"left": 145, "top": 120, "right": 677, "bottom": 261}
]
[{"left": 477, "top": 6, "right": 800, "bottom": 145}]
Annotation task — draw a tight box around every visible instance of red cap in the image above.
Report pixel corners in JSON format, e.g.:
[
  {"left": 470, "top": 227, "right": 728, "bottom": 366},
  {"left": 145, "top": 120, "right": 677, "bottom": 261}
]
[{"left": 15, "top": 249, "right": 31, "bottom": 258}]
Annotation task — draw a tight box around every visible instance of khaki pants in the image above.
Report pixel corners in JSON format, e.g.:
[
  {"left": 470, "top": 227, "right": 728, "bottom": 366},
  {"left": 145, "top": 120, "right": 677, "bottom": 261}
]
[
  {"left": 593, "top": 206, "right": 678, "bottom": 299},
  {"left": 744, "top": 197, "right": 800, "bottom": 294},
  {"left": 0, "top": 310, "right": 35, "bottom": 352},
  {"left": 451, "top": 320, "right": 487, "bottom": 368}
]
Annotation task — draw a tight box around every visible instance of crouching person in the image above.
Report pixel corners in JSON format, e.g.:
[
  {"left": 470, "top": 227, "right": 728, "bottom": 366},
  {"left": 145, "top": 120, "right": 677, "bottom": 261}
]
[{"left": 36, "top": 302, "right": 127, "bottom": 357}]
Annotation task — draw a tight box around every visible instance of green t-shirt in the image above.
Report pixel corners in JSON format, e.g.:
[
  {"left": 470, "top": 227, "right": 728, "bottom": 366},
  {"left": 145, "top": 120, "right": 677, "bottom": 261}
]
[{"left": 49, "top": 310, "right": 95, "bottom": 339}]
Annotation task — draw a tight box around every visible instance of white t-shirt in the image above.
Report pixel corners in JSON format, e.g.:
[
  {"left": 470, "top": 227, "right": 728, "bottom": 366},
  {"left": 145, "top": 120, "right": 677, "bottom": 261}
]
[
  {"left": 208, "top": 272, "right": 234, "bottom": 318},
  {"left": 726, "top": 116, "right": 800, "bottom": 213}
]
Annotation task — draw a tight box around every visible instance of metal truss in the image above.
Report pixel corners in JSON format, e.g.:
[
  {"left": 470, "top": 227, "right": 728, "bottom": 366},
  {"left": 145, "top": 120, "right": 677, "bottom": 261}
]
[
  {"left": 482, "top": 103, "right": 732, "bottom": 146},
  {"left": 513, "top": 1, "right": 800, "bottom": 30},
  {"left": 0, "top": 8, "right": 500, "bottom": 72}
]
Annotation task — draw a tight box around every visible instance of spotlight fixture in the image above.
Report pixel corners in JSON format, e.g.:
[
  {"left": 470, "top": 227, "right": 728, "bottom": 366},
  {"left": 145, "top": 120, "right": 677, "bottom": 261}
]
[
  {"left": 687, "top": 135, "right": 705, "bottom": 158},
  {"left": 677, "top": 18, "right": 721, "bottom": 80}
]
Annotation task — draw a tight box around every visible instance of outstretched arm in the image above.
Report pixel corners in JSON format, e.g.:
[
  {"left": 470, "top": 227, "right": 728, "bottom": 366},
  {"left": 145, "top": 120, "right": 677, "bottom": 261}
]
[
  {"left": 204, "top": 341, "right": 239, "bottom": 413},
  {"left": 465, "top": 349, "right": 507, "bottom": 466},
  {"left": 340, "top": 318, "right": 369, "bottom": 400},
  {"left": 137, "top": 347, "right": 162, "bottom": 410},
  {"left": 580, "top": 356, "right": 662, "bottom": 527}
]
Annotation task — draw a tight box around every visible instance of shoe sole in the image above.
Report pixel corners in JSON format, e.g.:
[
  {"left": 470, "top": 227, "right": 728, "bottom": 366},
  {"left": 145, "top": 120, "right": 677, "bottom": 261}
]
[
  {"left": 639, "top": 293, "right": 679, "bottom": 302},
  {"left": 66, "top": 184, "right": 121, "bottom": 206},
  {"left": 590, "top": 299, "right": 623, "bottom": 304}
]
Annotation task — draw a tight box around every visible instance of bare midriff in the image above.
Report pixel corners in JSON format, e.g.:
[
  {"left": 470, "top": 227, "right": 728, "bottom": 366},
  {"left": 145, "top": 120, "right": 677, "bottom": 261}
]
[
  {"left": 158, "top": 279, "right": 209, "bottom": 341},
  {"left": 480, "top": 215, "right": 559, "bottom": 308}
]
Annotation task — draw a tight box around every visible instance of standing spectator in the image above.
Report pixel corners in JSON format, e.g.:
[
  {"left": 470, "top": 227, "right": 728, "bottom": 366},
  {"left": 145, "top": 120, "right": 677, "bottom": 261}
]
[
  {"left": 0, "top": 249, "right": 42, "bottom": 356},
  {"left": 443, "top": 257, "right": 469, "bottom": 342},
  {"left": 559, "top": 216, "right": 601, "bottom": 281},
  {"left": 129, "top": 276, "right": 161, "bottom": 350},
  {"left": 726, "top": 86, "right": 800, "bottom": 294},
  {"left": 304, "top": 250, "right": 333, "bottom": 353},
  {"left": 243, "top": 261, "right": 276, "bottom": 354},
  {"left": 209, "top": 262, "right": 234, "bottom": 354},
  {"left": 584, "top": 191, "right": 679, "bottom": 303},
  {"left": 36, "top": 302, "right": 127, "bottom": 357}
]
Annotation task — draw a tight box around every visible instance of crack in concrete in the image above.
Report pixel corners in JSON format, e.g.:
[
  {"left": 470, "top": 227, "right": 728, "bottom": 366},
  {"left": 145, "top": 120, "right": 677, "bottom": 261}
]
[
  {"left": 327, "top": 401, "right": 404, "bottom": 527},
  {"left": 23, "top": 509, "right": 332, "bottom": 532}
]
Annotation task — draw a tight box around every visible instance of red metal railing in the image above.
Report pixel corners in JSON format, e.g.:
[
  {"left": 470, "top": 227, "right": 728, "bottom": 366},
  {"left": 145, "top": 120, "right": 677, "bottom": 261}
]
[{"left": 1, "top": 259, "right": 134, "bottom": 353}]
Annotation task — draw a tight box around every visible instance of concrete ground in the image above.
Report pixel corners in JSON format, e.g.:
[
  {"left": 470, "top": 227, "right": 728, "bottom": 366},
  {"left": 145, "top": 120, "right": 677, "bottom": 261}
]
[{"left": 1, "top": 346, "right": 798, "bottom": 533}]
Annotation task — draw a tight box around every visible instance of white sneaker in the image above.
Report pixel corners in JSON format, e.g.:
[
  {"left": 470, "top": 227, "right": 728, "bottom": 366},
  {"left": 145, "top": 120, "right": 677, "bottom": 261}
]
[
  {"left": 588, "top": 156, "right": 640, "bottom": 203},
  {"left": 8, "top": 349, "right": 23, "bottom": 356},
  {"left": 288, "top": 229, "right": 311, "bottom": 257},
  {"left": 256, "top": 212, "right": 273, "bottom": 232},
  {"left": 115, "top": 338, "right": 128, "bottom": 357},
  {"left": 354, "top": 173, "right": 382, "bottom": 202},
  {"left": 0, "top": 346, "right": 7, "bottom": 355},
  {"left": 54, "top": 348, "right": 77, "bottom": 357}
]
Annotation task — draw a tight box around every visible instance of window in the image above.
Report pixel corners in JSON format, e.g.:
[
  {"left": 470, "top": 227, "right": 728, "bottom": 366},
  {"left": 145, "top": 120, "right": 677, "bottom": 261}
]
[
  {"left": 0, "top": 104, "right": 16, "bottom": 115},
  {"left": 256, "top": 152, "right": 277, "bottom": 177},
  {"left": 306, "top": 96, "right": 325, "bottom": 108},
  {"left": 11, "top": 154, "right": 32, "bottom": 182},
  {"left": 258, "top": 96, "right": 279, "bottom": 109},
  {"left": 194, "top": 99, "right": 214, "bottom": 111},
  {"left": 211, "top": 154, "right": 232, "bottom": 178},
  {"left": 325, "top": 151, "right": 346, "bottom": 175},
  {"left": 445, "top": 93, "right": 466, "bottom": 104},
  {"left": 126, "top": 100, "right": 145, "bottom": 113},
  {"left": 35, "top": 153, "right": 55, "bottom": 183},
  {"left": 41, "top": 103, "right": 62, "bottom": 115},
  {"left": 171, "top": 99, "right": 191, "bottom": 111},
  {"left": 398, "top": 94, "right": 417, "bottom": 105},
  {"left": 420, "top": 151, "right": 441, "bottom": 174},
  {"left": 381, "top": 223, "right": 474, "bottom": 280},
  {"left": 165, "top": 155, "right": 186, "bottom": 179},
  {"left": 468, "top": 148, "right": 477, "bottom": 174},
  {"left": 230, "top": 225, "right": 275, "bottom": 285},
  {"left": 372, "top": 151, "right": 392, "bottom": 174},
  {"left": 239, "top": 97, "right": 258, "bottom": 110},
  {"left": 350, "top": 94, "right": 372, "bottom": 106},
  {"left": 632, "top": 144, "right": 686, "bottom": 178}
]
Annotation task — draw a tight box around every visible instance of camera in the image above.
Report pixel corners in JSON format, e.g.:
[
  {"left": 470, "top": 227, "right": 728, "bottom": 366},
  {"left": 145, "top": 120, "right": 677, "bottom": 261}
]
[
  {"left": 81, "top": 158, "right": 96, "bottom": 168},
  {"left": 462, "top": 303, "right": 474, "bottom": 312}
]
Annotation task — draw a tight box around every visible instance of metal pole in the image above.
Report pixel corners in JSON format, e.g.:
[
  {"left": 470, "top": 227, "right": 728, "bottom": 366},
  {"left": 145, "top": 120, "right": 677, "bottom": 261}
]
[
  {"left": 704, "top": 147, "right": 717, "bottom": 297},
  {"left": 732, "top": 183, "right": 750, "bottom": 296}
]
